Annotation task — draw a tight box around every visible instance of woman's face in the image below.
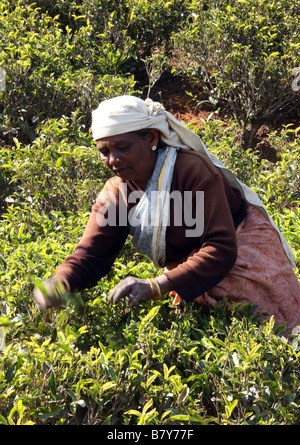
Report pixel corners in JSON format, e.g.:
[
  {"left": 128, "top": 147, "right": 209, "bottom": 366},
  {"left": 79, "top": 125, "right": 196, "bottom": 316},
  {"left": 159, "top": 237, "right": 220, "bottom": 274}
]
[{"left": 96, "top": 130, "right": 159, "bottom": 189}]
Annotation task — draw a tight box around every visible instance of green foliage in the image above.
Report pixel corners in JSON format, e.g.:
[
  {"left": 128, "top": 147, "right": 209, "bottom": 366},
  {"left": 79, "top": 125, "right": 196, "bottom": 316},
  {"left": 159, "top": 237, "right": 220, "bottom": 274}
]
[
  {"left": 0, "top": 0, "right": 136, "bottom": 141},
  {"left": 0, "top": 113, "right": 110, "bottom": 213},
  {"left": 0, "top": 0, "right": 191, "bottom": 142},
  {"left": 172, "top": 0, "right": 300, "bottom": 145},
  {"left": 33, "top": 0, "right": 190, "bottom": 55},
  {"left": 0, "top": 0, "right": 299, "bottom": 426},
  {"left": 1, "top": 115, "right": 299, "bottom": 425}
]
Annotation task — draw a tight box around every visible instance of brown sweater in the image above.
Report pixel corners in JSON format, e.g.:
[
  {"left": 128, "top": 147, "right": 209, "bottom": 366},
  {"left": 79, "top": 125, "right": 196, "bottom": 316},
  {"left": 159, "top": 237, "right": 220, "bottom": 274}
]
[{"left": 56, "top": 150, "right": 247, "bottom": 302}]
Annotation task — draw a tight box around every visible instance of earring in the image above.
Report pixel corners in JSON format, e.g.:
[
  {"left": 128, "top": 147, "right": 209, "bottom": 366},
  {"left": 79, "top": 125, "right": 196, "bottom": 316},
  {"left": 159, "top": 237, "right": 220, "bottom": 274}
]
[{"left": 151, "top": 145, "right": 157, "bottom": 151}]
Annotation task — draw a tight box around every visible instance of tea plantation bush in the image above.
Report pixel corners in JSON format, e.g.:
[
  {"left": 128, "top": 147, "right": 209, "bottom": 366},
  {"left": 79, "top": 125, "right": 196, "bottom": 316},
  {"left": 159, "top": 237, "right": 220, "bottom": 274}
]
[
  {"left": 0, "top": 0, "right": 136, "bottom": 141},
  {"left": 172, "top": 0, "right": 300, "bottom": 146},
  {"left": 0, "top": 0, "right": 299, "bottom": 426}
]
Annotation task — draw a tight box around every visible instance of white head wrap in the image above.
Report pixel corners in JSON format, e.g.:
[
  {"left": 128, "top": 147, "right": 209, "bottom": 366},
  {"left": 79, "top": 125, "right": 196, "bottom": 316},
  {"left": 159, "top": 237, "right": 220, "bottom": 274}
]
[
  {"left": 92, "top": 95, "right": 206, "bottom": 151},
  {"left": 91, "top": 95, "right": 295, "bottom": 266}
]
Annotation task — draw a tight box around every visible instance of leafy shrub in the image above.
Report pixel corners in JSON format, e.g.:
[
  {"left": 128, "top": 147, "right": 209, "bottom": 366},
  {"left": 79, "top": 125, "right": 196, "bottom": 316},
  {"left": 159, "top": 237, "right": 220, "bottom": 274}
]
[
  {"left": 0, "top": 0, "right": 195, "bottom": 143},
  {"left": 0, "top": 113, "right": 111, "bottom": 213},
  {"left": 1, "top": 111, "right": 299, "bottom": 425},
  {"left": 33, "top": 0, "right": 190, "bottom": 55},
  {"left": 0, "top": 0, "right": 136, "bottom": 141},
  {"left": 1, "top": 289, "right": 299, "bottom": 425},
  {"left": 172, "top": 0, "right": 300, "bottom": 146},
  {"left": 0, "top": 0, "right": 299, "bottom": 427}
]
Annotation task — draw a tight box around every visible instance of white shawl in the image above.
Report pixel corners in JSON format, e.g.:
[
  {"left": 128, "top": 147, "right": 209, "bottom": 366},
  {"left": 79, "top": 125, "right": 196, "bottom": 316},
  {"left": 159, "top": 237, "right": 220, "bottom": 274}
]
[
  {"left": 92, "top": 95, "right": 296, "bottom": 267},
  {"left": 128, "top": 146, "right": 178, "bottom": 267}
]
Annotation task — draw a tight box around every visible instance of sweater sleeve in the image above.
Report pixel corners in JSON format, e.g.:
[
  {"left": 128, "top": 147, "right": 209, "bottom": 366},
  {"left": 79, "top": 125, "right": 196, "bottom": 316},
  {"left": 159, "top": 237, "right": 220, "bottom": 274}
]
[
  {"left": 164, "top": 172, "right": 238, "bottom": 302},
  {"left": 55, "top": 178, "right": 129, "bottom": 291}
]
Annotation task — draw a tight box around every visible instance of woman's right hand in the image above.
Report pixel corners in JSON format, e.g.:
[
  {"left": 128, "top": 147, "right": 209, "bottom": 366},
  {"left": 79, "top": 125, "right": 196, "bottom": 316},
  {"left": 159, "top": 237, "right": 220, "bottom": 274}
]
[{"left": 33, "top": 276, "right": 69, "bottom": 310}]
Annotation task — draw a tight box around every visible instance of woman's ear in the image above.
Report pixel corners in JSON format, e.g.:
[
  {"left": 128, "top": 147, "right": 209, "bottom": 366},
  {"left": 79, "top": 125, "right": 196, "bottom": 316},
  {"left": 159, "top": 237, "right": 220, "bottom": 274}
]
[{"left": 148, "top": 129, "right": 159, "bottom": 147}]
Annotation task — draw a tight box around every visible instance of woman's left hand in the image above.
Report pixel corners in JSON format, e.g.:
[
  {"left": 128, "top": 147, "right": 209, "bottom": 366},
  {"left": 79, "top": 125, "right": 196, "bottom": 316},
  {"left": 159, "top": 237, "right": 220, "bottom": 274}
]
[{"left": 108, "top": 277, "right": 152, "bottom": 307}]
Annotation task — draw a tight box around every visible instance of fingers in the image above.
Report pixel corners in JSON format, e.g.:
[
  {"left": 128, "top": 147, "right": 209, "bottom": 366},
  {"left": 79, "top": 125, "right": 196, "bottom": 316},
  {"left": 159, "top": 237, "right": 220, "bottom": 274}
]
[
  {"left": 33, "top": 278, "right": 68, "bottom": 310},
  {"left": 33, "top": 287, "right": 49, "bottom": 311},
  {"left": 108, "top": 277, "right": 151, "bottom": 307},
  {"left": 127, "top": 293, "right": 141, "bottom": 308},
  {"left": 107, "top": 277, "right": 134, "bottom": 305}
]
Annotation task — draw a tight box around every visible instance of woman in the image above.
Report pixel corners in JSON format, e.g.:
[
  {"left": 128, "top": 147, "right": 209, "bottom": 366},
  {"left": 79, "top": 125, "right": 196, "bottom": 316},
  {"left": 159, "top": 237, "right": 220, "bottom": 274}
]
[{"left": 33, "top": 95, "right": 300, "bottom": 333}]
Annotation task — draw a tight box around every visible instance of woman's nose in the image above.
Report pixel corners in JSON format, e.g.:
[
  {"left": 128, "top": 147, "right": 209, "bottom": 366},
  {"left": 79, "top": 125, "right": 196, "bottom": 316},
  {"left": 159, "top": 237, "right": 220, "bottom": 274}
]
[{"left": 108, "top": 150, "right": 120, "bottom": 166}]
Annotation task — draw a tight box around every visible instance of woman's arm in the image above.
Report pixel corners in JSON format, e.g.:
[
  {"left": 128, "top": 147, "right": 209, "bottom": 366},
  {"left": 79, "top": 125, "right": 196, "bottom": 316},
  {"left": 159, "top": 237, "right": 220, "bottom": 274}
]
[{"left": 164, "top": 173, "right": 239, "bottom": 302}]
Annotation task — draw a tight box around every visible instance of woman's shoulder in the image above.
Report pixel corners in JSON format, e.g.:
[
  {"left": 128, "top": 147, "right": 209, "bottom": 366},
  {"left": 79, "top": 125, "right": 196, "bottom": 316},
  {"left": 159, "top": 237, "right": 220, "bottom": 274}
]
[{"left": 175, "top": 149, "right": 220, "bottom": 178}]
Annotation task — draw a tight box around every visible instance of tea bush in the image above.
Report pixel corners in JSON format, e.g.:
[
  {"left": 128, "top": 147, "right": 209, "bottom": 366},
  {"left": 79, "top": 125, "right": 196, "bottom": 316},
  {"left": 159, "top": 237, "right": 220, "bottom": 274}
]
[
  {"left": 0, "top": 0, "right": 299, "bottom": 426},
  {"left": 0, "top": 0, "right": 136, "bottom": 141},
  {"left": 33, "top": 0, "right": 190, "bottom": 55},
  {"left": 172, "top": 0, "right": 300, "bottom": 146},
  {"left": 0, "top": 113, "right": 111, "bottom": 213},
  {"left": 0, "top": 0, "right": 191, "bottom": 142},
  {"left": 1, "top": 115, "right": 299, "bottom": 425}
]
